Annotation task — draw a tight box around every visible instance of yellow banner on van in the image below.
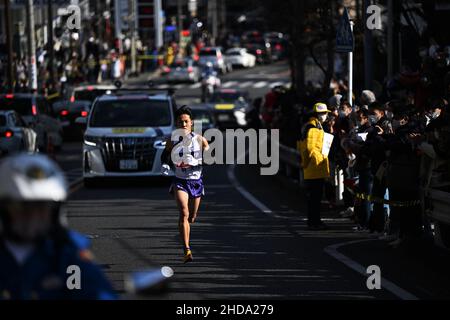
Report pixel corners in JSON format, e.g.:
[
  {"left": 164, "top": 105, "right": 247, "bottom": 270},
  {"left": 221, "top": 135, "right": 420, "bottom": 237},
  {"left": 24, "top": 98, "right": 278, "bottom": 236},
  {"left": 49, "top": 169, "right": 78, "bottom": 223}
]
[
  {"left": 112, "top": 128, "right": 146, "bottom": 134},
  {"left": 215, "top": 104, "right": 235, "bottom": 110}
]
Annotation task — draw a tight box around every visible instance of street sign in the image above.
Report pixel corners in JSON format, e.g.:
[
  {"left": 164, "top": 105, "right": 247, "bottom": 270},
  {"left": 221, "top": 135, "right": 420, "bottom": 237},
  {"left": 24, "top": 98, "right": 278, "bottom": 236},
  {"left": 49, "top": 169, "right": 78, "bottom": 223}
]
[{"left": 336, "top": 7, "right": 354, "bottom": 53}]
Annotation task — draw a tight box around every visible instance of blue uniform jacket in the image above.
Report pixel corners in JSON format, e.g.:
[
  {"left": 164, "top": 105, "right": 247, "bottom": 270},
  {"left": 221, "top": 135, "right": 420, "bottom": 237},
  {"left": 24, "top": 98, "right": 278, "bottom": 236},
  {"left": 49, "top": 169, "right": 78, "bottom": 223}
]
[{"left": 0, "top": 230, "right": 117, "bottom": 300}]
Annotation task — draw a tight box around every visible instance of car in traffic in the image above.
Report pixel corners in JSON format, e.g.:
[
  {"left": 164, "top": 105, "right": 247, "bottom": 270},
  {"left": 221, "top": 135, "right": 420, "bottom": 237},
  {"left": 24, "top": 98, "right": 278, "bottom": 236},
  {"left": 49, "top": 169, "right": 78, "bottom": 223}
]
[
  {"left": 53, "top": 100, "right": 91, "bottom": 140},
  {"left": 264, "top": 32, "right": 288, "bottom": 61},
  {"left": 0, "top": 93, "right": 63, "bottom": 153},
  {"left": 0, "top": 110, "right": 37, "bottom": 157},
  {"left": 69, "top": 84, "right": 116, "bottom": 103},
  {"left": 198, "top": 47, "right": 232, "bottom": 74},
  {"left": 78, "top": 89, "right": 177, "bottom": 186},
  {"left": 208, "top": 89, "right": 250, "bottom": 129},
  {"left": 244, "top": 43, "right": 272, "bottom": 65},
  {"left": 166, "top": 58, "right": 201, "bottom": 83},
  {"left": 225, "top": 48, "right": 256, "bottom": 68}
]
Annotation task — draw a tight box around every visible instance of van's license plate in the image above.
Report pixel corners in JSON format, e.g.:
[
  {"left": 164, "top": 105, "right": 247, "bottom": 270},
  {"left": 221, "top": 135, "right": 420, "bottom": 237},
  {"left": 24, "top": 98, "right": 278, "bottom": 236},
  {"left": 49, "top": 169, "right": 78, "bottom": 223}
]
[{"left": 120, "top": 160, "right": 138, "bottom": 170}]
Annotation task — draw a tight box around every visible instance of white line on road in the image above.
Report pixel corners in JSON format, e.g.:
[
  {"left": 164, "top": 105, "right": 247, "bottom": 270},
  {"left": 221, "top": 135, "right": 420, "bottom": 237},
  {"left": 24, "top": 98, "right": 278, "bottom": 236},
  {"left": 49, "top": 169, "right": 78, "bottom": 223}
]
[
  {"left": 239, "top": 81, "right": 253, "bottom": 88},
  {"left": 189, "top": 83, "right": 202, "bottom": 89},
  {"left": 324, "top": 240, "right": 419, "bottom": 300},
  {"left": 222, "top": 81, "right": 238, "bottom": 88},
  {"left": 226, "top": 164, "right": 281, "bottom": 218},
  {"left": 253, "top": 81, "right": 268, "bottom": 88},
  {"left": 270, "top": 81, "right": 286, "bottom": 88}
]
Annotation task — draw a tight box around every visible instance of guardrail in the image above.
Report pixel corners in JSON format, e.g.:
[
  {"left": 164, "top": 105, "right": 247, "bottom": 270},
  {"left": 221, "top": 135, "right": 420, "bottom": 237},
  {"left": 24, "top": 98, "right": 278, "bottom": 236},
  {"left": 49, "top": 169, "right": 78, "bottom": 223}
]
[{"left": 278, "top": 143, "right": 303, "bottom": 187}]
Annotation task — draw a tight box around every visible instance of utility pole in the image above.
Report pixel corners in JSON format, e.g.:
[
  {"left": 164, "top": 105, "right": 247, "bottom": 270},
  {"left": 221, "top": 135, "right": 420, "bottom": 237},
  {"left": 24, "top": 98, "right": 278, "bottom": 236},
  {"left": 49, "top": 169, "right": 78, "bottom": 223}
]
[
  {"left": 348, "top": 20, "right": 354, "bottom": 107},
  {"left": 177, "top": 0, "right": 183, "bottom": 42},
  {"left": 47, "top": 0, "right": 55, "bottom": 89},
  {"left": 114, "top": 0, "right": 123, "bottom": 53},
  {"left": 207, "top": 0, "right": 218, "bottom": 45},
  {"left": 26, "top": 0, "right": 38, "bottom": 92},
  {"left": 363, "top": 0, "right": 373, "bottom": 90},
  {"left": 4, "top": 0, "right": 14, "bottom": 92},
  {"left": 154, "top": 0, "right": 163, "bottom": 49},
  {"left": 387, "top": 0, "right": 393, "bottom": 79},
  {"left": 129, "top": 0, "right": 137, "bottom": 75}
]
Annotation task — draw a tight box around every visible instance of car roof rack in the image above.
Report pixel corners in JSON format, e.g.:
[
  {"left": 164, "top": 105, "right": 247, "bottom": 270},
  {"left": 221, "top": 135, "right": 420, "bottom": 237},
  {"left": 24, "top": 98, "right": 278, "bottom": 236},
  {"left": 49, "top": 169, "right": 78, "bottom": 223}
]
[
  {"left": 110, "top": 80, "right": 176, "bottom": 96},
  {"left": 109, "top": 87, "right": 176, "bottom": 96}
]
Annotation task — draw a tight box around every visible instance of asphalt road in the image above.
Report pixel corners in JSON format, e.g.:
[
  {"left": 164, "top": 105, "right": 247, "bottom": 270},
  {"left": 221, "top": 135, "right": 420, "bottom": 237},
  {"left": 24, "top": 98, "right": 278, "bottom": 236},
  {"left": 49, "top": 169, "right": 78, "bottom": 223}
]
[{"left": 54, "top": 62, "right": 450, "bottom": 300}]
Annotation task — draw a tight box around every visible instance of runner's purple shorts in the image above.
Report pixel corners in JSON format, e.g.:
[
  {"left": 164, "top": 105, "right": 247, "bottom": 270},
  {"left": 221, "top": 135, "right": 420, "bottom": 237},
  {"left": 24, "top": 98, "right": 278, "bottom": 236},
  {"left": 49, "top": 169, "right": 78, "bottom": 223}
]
[{"left": 169, "top": 177, "right": 204, "bottom": 198}]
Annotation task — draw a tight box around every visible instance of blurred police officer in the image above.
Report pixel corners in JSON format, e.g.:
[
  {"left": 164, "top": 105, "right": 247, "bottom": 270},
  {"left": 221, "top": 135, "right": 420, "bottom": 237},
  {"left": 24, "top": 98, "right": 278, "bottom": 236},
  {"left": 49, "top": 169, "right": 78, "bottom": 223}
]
[{"left": 0, "top": 154, "right": 116, "bottom": 300}]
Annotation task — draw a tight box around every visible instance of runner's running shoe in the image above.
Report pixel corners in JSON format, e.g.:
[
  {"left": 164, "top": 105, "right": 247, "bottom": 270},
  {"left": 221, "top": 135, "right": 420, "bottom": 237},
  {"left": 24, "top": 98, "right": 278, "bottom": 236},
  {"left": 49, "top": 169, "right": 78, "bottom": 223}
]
[{"left": 184, "top": 248, "right": 193, "bottom": 263}]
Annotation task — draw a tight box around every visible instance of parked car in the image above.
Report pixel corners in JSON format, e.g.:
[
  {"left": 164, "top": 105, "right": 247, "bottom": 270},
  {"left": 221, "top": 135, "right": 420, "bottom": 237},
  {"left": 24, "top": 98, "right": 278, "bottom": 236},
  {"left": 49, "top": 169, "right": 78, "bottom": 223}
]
[
  {"left": 166, "top": 58, "right": 201, "bottom": 83},
  {"left": 79, "top": 89, "right": 177, "bottom": 187},
  {"left": 0, "top": 110, "right": 37, "bottom": 157},
  {"left": 207, "top": 89, "right": 250, "bottom": 128},
  {"left": 225, "top": 48, "right": 256, "bottom": 68},
  {"left": 54, "top": 100, "right": 91, "bottom": 140},
  {"left": 198, "top": 47, "right": 232, "bottom": 74},
  {"left": 0, "top": 93, "right": 63, "bottom": 152}
]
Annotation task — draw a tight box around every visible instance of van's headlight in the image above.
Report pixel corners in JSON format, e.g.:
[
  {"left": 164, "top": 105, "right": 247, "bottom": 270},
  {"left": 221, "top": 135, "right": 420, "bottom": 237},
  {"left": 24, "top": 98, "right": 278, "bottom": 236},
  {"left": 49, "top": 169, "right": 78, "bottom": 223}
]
[{"left": 84, "top": 135, "right": 102, "bottom": 147}]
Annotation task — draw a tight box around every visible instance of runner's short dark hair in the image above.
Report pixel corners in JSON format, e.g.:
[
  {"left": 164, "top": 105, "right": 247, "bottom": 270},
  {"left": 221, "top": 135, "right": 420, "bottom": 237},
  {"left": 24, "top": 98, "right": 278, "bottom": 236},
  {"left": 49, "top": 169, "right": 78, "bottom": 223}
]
[{"left": 175, "top": 105, "right": 193, "bottom": 120}]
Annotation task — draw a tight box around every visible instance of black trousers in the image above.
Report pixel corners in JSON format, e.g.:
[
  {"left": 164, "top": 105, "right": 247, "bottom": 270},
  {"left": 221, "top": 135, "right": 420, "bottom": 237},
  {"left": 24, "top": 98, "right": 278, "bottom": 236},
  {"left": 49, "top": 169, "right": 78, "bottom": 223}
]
[{"left": 304, "top": 179, "right": 325, "bottom": 226}]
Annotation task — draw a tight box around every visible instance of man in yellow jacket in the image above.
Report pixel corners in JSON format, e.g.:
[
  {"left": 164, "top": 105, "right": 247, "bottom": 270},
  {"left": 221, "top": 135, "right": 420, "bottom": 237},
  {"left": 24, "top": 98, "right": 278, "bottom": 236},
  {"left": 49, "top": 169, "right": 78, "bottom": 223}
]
[{"left": 298, "top": 103, "right": 332, "bottom": 230}]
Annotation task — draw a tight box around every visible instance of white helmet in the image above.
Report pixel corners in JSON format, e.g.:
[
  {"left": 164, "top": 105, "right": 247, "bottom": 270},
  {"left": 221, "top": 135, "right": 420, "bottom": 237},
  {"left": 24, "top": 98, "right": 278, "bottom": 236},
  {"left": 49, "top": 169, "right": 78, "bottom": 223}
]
[
  {"left": 0, "top": 153, "right": 68, "bottom": 202},
  {"left": 206, "top": 61, "right": 213, "bottom": 68}
]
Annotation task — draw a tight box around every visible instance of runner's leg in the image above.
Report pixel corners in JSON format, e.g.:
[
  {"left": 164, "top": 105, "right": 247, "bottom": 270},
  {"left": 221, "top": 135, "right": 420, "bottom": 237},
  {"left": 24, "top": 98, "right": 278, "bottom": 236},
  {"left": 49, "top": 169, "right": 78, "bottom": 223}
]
[
  {"left": 175, "top": 190, "right": 190, "bottom": 250},
  {"left": 188, "top": 197, "right": 201, "bottom": 223}
]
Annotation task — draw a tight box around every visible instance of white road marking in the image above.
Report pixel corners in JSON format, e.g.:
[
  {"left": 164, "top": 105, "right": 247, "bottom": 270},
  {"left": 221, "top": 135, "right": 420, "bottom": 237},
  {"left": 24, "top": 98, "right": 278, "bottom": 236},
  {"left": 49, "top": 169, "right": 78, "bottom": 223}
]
[
  {"left": 239, "top": 81, "right": 253, "bottom": 88},
  {"left": 189, "top": 82, "right": 202, "bottom": 89},
  {"left": 324, "top": 240, "right": 419, "bottom": 300},
  {"left": 253, "top": 81, "right": 268, "bottom": 88},
  {"left": 227, "top": 164, "right": 280, "bottom": 218},
  {"left": 222, "top": 81, "right": 237, "bottom": 88},
  {"left": 270, "top": 81, "right": 286, "bottom": 88}
]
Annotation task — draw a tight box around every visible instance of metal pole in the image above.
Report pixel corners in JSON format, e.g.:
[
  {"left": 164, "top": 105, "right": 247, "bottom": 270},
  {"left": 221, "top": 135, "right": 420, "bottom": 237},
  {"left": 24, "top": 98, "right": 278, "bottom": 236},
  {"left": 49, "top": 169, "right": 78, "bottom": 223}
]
[
  {"left": 348, "top": 20, "right": 354, "bottom": 108},
  {"left": 212, "top": 0, "right": 218, "bottom": 45},
  {"left": 47, "top": 0, "right": 55, "bottom": 89},
  {"left": 129, "top": 0, "right": 137, "bottom": 75},
  {"left": 387, "top": 0, "right": 393, "bottom": 79},
  {"left": 177, "top": 0, "right": 183, "bottom": 43},
  {"left": 154, "top": 0, "right": 163, "bottom": 48},
  {"left": 4, "top": 0, "right": 14, "bottom": 92},
  {"left": 114, "top": 0, "right": 122, "bottom": 53},
  {"left": 363, "top": 0, "right": 373, "bottom": 91},
  {"left": 26, "top": 0, "right": 38, "bottom": 92}
]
